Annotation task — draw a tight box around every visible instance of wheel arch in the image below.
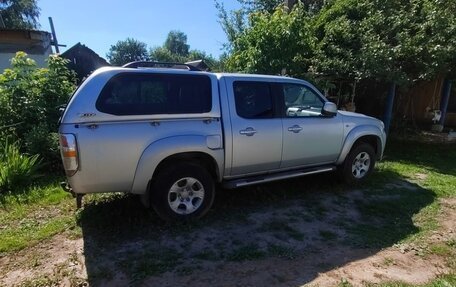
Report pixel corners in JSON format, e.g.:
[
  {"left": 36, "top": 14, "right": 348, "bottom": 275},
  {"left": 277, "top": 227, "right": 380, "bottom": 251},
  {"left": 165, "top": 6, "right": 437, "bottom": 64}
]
[
  {"left": 336, "top": 125, "right": 385, "bottom": 165},
  {"left": 152, "top": 152, "right": 219, "bottom": 182},
  {"left": 130, "top": 135, "right": 224, "bottom": 195}
]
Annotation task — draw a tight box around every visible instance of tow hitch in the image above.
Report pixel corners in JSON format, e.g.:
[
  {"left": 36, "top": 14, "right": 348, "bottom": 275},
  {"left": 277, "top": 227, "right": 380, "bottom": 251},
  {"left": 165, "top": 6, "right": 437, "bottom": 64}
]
[{"left": 60, "top": 182, "right": 84, "bottom": 209}]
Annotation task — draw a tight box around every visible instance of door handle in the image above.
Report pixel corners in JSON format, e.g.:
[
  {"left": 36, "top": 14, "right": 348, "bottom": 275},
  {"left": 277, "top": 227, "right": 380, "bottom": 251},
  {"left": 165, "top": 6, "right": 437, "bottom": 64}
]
[
  {"left": 239, "top": 127, "right": 257, "bottom": 136},
  {"left": 287, "top": 125, "right": 302, "bottom": 133}
]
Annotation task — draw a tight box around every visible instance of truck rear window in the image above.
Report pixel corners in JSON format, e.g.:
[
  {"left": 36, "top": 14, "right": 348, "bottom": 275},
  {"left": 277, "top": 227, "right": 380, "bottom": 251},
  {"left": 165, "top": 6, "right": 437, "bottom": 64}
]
[{"left": 96, "top": 73, "right": 212, "bottom": 115}]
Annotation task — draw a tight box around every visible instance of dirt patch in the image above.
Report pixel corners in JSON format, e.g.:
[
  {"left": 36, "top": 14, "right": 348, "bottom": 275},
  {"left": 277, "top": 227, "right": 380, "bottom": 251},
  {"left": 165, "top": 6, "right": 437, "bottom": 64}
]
[
  {"left": 439, "top": 198, "right": 456, "bottom": 232},
  {"left": 308, "top": 250, "right": 447, "bottom": 286},
  {"left": 414, "top": 173, "right": 428, "bottom": 181},
  {"left": 0, "top": 234, "right": 87, "bottom": 286},
  {"left": 0, "top": 185, "right": 453, "bottom": 287},
  {"left": 137, "top": 249, "right": 446, "bottom": 287}
]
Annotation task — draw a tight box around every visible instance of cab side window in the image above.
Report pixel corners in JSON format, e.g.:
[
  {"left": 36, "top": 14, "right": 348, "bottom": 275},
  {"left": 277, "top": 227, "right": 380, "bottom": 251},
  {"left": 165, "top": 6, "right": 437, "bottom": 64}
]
[
  {"left": 233, "top": 81, "right": 274, "bottom": 119},
  {"left": 283, "top": 84, "right": 324, "bottom": 117}
]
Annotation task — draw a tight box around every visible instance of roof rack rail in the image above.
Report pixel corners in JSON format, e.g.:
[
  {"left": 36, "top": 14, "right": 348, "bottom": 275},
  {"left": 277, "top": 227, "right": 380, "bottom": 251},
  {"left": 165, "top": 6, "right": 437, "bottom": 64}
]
[{"left": 122, "top": 61, "right": 202, "bottom": 71}]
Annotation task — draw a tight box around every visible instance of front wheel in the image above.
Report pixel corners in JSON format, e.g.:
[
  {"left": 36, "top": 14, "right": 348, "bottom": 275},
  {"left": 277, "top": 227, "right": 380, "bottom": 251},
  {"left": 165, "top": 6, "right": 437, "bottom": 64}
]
[
  {"left": 151, "top": 163, "right": 215, "bottom": 221},
  {"left": 341, "top": 143, "right": 376, "bottom": 184}
]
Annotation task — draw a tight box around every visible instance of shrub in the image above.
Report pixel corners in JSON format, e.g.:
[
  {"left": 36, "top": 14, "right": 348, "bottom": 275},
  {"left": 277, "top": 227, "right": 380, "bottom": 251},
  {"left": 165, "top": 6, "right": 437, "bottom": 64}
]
[
  {"left": 24, "top": 124, "right": 61, "bottom": 171},
  {"left": 0, "top": 52, "right": 76, "bottom": 167},
  {"left": 0, "top": 140, "right": 41, "bottom": 194}
]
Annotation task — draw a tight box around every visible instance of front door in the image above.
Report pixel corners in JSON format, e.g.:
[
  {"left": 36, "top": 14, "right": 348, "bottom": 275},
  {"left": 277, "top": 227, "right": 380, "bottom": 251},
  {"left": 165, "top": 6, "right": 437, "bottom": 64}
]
[{"left": 280, "top": 83, "right": 344, "bottom": 168}]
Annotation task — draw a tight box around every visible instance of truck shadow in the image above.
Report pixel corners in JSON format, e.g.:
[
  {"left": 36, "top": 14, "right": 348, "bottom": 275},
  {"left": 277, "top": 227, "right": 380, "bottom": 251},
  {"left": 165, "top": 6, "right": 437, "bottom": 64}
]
[{"left": 76, "top": 169, "right": 435, "bottom": 286}]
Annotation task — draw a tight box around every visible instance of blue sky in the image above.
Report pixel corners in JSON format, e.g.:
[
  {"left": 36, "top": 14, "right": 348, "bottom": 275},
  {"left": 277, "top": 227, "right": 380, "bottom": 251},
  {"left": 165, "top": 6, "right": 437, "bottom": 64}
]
[{"left": 37, "top": 0, "right": 241, "bottom": 59}]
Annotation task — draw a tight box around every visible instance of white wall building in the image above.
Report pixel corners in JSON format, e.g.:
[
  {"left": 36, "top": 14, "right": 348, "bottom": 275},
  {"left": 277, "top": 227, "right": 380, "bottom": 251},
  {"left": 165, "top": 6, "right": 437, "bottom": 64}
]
[{"left": 0, "top": 29, "right": 52, "bottom": 71}]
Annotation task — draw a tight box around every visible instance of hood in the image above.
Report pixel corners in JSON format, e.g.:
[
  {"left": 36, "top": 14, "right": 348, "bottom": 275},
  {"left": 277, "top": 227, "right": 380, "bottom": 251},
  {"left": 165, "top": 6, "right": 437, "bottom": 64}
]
[
  {"left": 338, "top": 110, "right": 375, "bottom": 120},
  {"left": 338, "top": 110, "right": 385, "bottom": 130}
]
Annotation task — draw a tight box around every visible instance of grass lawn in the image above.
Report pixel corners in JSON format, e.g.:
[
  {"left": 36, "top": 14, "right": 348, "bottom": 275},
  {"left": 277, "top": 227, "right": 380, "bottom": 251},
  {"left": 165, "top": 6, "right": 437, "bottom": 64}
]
[
  {"left": 0, "top": 135, "right": 455, "bottom": 286},
  {"left": 0, "top": 177, "right": 76, "bottom": 253}
]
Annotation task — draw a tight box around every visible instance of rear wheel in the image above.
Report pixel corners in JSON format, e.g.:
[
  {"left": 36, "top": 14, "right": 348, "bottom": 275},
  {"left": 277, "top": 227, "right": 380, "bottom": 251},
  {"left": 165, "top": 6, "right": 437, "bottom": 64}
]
[
  {"left": 341, "top": 143, "right": 376, "bottom": 184},
  {"left": 151, "top": 163, "right": 215, "bottom": 221}
]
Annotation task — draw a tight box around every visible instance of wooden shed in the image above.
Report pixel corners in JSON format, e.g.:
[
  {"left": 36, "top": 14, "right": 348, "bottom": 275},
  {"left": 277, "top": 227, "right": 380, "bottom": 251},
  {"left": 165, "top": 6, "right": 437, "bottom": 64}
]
[{"left": 399, "top": 76, "right": 456, "bottom": 127}]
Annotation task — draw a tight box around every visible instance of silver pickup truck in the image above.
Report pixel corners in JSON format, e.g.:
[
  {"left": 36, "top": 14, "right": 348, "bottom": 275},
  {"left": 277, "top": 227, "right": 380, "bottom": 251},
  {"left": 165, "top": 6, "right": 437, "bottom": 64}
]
[{"left": 59, "top": 62, "right": 386, "bottom": 221}]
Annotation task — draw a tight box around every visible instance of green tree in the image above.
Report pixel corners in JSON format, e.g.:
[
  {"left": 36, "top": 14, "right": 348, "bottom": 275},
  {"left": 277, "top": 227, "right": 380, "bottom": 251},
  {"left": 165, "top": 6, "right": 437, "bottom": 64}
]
[
  {"left": 164, "top": 30, "right": 190, "bottom": 56},
  {"left": 238, "top": 0, "right": 326, "bottom": 13},
  {"left": 106, "top": 38, "right": 149, "bottom": 66},
  {"left": 312, "top": 0, "right": 456, "bottom": 84},
  {"left": 150, "top": 46, "right": 220, "bottom": 70},
  {"left": 215, "top": 0, "right": 325, "bottom": 50},
  {"left": 149, "top": 31, "right": 221, "bottom": 70},
  {"left": 215, "top": 1, "right": 246, "bottom": 49},
  {"left": 225, "top": 0, "right": 456, "bottom": 84},
  {"left": 149, "top": 46, "right": 186, "bottom": 63},
  {"left": 0, "top": 0, "right": 40, "bottom": 29},
  {"left": 215, "top": 0, "right": 280, "bottom": 50},
  {"left": 226, "top": 3, "right": 314, "bottom": 76},
  {"left": 238, "top": 0, "right": 283, "bottom": 13}
]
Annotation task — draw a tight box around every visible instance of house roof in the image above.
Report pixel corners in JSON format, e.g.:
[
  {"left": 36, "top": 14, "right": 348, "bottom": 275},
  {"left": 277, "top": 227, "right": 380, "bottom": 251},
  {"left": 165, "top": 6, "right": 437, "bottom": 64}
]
[
  {"left": 61, "top": 42, "right": 109, "bottom": 66},
  {"left": 0, "top": 28, "right": 52, "bottom": 54},
  {"left": 0, "top": 28, "right": 51, "bottom": 34}
]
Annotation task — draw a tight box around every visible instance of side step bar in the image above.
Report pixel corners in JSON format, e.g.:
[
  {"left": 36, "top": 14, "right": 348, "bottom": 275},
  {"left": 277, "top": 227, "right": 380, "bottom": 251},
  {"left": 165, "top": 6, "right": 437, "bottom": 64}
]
[{"left": 223, "top": 166, "right": 336, "bottom": 189}]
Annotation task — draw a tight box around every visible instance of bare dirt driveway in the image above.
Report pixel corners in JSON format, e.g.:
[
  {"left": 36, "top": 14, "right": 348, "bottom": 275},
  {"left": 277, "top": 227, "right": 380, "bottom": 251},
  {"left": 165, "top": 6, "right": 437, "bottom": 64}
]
[
  {"left": 1, "top": 177, "right": 455, "bottom": 286},
  {"left": 0, "top": 140, "right": 455, "bottom": 286}
]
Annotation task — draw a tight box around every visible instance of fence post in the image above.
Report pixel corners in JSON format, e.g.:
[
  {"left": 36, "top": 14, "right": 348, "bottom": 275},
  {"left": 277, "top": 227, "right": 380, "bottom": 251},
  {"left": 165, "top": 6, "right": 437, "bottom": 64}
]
[
  {"left": 383, "top": 82, "right": 396, "bottom": 134},
  {"left": 439, "top": 79, "right": 452, "bottom": 126}
]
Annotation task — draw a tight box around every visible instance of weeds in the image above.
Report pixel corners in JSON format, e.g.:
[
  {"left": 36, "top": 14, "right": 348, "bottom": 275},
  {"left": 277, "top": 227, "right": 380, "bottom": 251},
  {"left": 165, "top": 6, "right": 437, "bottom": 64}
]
[{"left": 0, "top": 140, "right": 41, "bottom": 194}]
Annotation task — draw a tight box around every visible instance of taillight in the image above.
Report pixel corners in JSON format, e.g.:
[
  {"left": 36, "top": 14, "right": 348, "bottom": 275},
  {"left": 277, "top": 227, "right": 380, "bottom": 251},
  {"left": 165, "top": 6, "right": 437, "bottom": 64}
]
[{"left": 59, "top": 134, "right": 79, "bottom": 176}]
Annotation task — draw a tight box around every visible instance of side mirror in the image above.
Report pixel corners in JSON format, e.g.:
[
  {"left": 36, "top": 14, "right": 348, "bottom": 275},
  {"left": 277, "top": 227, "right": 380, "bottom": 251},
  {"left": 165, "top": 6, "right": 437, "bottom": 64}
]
[{"left": 322, "top": 102, "right": 338, "bottom": 117}]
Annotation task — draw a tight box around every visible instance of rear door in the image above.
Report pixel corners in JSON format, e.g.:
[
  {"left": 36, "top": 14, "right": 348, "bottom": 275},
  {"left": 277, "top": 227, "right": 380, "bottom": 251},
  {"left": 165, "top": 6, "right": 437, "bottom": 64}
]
[{"left": 225, "top": 78, "right": 283, "bottom": 176}]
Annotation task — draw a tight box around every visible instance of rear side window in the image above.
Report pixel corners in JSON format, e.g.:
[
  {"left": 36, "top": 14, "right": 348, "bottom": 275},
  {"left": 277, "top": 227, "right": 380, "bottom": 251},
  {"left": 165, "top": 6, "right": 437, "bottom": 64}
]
[
  {"left": 96, "top": 73, "right": 212, "bottom": 115},
  {"left": 233, "top": 81, "right": 273, "bottom": 119}
]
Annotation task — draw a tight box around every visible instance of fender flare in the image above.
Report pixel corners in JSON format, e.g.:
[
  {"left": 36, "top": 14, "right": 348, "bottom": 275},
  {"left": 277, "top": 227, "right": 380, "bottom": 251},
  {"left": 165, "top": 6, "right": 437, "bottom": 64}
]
[
  {"left": 336, "top": 125, "right": 386, "bottom": 165},
  {"left": 130, "top": 135, "right": 224, "bottom": 194}
]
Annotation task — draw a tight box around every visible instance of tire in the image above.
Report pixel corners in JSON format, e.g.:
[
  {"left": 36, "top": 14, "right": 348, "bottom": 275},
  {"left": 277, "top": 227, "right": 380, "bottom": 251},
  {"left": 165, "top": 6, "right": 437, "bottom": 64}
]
[
  {"left": 150, "top": 162, "right": 215, "bottom": 221},
  {"left": 341, "top": 143, "right": 376, "bottom": 185}
]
